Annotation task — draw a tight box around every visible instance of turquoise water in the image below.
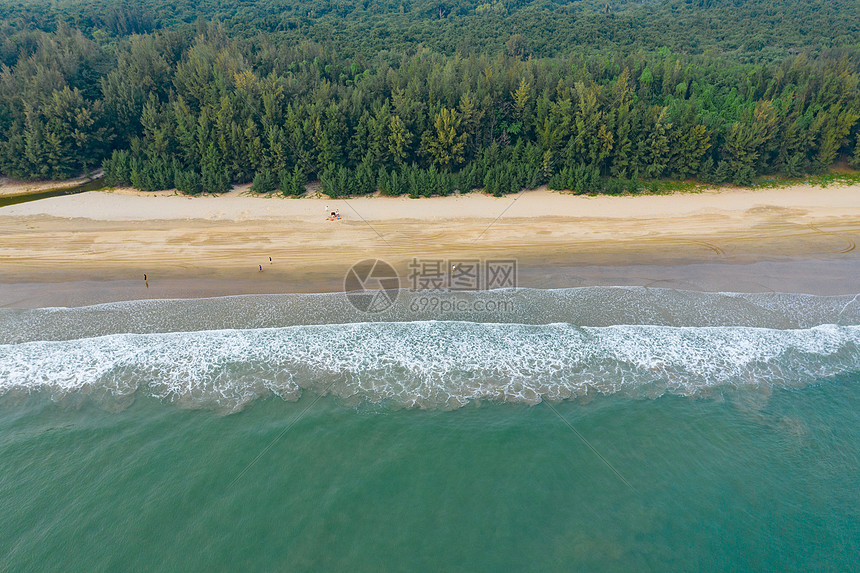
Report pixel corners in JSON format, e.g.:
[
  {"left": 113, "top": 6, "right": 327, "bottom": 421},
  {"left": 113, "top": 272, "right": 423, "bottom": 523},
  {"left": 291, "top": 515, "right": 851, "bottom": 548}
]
[{"left": 1, "top": 288, "right": 858, "bottom": 571}]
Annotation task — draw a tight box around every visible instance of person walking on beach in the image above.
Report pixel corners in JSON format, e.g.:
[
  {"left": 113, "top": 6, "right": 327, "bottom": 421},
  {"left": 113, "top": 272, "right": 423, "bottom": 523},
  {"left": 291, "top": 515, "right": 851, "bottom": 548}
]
[
  {"left": 259, "top": 265, "right": 263, "bottom": 272},
  {"left": 269, "top": 257, "right": 272, "bottom": 264}
]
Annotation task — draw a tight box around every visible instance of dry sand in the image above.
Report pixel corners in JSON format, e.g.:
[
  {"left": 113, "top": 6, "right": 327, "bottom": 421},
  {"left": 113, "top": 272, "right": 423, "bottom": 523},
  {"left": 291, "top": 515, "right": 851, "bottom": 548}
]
[
  {"left": 1, "top": 183, "right": 858, "bottom": 306},
  {"left": 3, "top": 183, "right": 859, "bottom": 221}
]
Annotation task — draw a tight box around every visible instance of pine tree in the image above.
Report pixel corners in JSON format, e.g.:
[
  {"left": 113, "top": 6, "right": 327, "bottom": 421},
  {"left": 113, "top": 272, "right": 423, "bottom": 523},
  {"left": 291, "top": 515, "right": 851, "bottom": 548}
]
[
  {"left": 852, "top": 133, "right": 860, "bottom": 169},
  {"left": 388, "top": 115, "right": 411, "bottom": 165},
  {"left": 251, "top": 169, "right": 275, "bottom": 193},
  {"left": 420, "top": 108, "right": 466, "bottom": 169},
  {"left": 175, "top": 168, "right": 203, "bottom": 195},
  {"left": 511, "top": 78, "right": 532, "bottom": 136},
  {"left": 201, "top": 142, "right": 230, "bottom": 193},
  {"left": 289, "top": 165, "right": 306, "bottom": 196}
]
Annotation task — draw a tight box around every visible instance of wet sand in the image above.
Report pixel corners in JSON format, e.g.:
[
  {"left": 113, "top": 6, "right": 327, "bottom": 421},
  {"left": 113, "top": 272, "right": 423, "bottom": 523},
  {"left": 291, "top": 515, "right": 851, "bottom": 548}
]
[{"left": 2, "top": 256, "right": 858, "bottom": 309}]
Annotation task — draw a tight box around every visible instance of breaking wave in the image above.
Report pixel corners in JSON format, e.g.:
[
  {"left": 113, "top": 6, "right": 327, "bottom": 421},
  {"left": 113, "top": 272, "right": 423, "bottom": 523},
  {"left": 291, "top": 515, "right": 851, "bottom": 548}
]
[{"left": 1, "top": 321, "right": 858, "bottom": 412}]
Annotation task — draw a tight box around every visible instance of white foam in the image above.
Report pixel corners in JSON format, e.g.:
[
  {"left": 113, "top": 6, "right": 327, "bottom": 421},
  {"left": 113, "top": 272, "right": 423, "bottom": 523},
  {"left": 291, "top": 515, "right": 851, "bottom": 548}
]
[
  {"left": 1, "top": 322, "right": 858, "bottom": 411},
  {"left": 3, "top": 288, "right": 860, "bottom": 346}
]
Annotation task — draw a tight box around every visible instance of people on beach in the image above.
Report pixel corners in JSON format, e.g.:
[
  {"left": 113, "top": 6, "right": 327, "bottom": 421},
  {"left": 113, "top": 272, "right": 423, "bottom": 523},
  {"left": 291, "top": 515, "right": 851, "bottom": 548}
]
[
  {"left": 259, "top": 265, "right": 263, "bottom": 272},
  {"left": 269, "top": 257, "right": 272, "bottom": 264}
]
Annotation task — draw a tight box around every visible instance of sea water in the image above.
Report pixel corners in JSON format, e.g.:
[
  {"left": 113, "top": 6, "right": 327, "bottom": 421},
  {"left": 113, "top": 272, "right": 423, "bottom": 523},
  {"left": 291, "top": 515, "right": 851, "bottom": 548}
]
[{"left": 1, "top": 288, "right": 858, "bottom": 570}]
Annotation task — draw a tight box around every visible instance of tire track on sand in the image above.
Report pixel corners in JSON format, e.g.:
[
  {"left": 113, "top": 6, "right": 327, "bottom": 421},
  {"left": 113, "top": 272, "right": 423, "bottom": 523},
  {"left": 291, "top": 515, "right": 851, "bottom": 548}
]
[{"left": 807, "top": 224, "right": 856, "bottom": 254}]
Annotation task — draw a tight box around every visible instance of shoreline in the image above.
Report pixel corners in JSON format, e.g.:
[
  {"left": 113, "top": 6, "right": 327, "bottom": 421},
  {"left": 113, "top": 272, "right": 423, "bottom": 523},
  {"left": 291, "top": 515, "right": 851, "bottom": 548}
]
[
  {"left": 2, "top": 258, "right": 859, "bottom": 308},
  {"left": 1, "top": 183, "right": 858, "bottom": 307}
]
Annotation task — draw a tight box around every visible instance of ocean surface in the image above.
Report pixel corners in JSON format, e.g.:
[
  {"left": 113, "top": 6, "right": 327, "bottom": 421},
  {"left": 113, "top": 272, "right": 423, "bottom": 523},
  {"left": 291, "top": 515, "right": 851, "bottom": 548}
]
[{"left": 1, "top": 287, "right": 858, "bottom": 571}]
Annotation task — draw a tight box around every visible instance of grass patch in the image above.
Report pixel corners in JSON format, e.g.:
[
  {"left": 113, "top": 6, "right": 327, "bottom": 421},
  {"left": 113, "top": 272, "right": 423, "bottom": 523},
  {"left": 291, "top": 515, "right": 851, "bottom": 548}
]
[
  {"left": 751, "top": 170, "right": 860, "bottom": 189},
  {"left": 640, "top": 179, "right": 709, "bottom": 195}
]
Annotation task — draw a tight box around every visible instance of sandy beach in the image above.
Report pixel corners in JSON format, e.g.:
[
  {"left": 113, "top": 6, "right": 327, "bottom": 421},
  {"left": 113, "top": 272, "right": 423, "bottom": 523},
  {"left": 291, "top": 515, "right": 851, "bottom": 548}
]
[{"left": 1, "top": 183, "right": 858, "bottom": 306}]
